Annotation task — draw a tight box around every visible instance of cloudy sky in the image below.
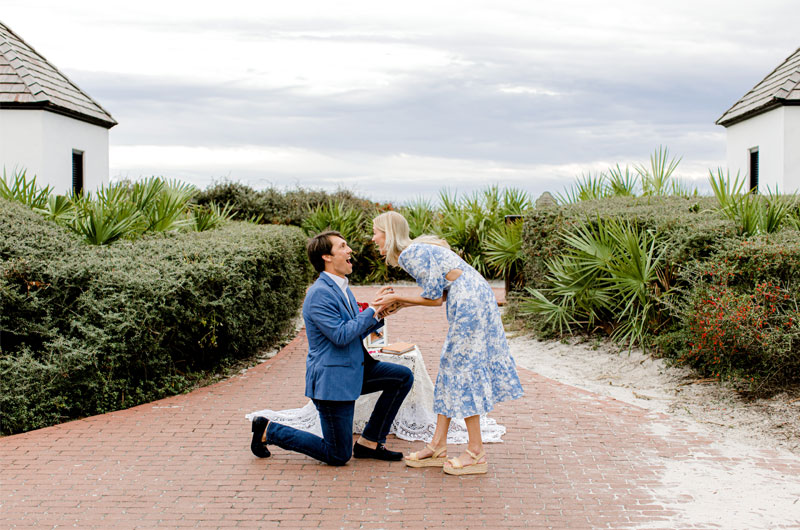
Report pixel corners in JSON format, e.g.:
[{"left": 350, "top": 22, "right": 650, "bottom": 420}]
[{"left": 4, "top": 1, "right": 799, "bottom": 202}]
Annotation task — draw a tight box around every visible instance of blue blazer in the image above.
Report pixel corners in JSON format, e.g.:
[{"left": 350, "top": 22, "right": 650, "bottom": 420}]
[{"left": 302, "top": 274, "right": 383, "bottom": 401}]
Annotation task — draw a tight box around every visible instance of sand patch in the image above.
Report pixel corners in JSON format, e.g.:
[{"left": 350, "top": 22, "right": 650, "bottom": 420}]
[
  {"left": 509, "top": 336, "right": 800, "bottom": 529},
  {"left": 508, "top": 336, "right": 800, "bottom": 455}
]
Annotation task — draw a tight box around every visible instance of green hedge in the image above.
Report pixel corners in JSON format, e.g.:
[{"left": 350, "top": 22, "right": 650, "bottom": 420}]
[
  {"left": 0, "top": 198, "right": 310, "bottom": 434},
  {"left": 520, "top": 196, "right": 734, "bottom": 291},
  {"left": 195, "top": 181, "right": 380, "bottom": 227},
  {"left": 194, "top": 181, "right": 411, "bottom": 284},
  {"left": 517, "top": 195, "right": 800, "bottom": 389},
  {"left": 656, "top": 233, "right": 800, "bottom": 387}
]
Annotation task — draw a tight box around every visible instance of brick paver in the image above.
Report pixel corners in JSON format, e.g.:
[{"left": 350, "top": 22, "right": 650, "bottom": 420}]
[{"left": 2, "top": 286, "right": 799, "bottom": 529}]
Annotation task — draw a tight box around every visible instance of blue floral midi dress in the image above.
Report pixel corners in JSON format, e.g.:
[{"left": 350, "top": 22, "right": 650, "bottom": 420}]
[{"left": 398, "top": 242, "right": 524, "bottom": 418}]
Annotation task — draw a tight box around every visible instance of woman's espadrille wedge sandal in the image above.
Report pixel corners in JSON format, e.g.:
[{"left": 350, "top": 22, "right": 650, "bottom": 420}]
[
  {"left": 442, "top": 449, "right": 488, "bottom": 476},
  {"left": 404, "top": 444, "right": 448, "bottom": 468}
]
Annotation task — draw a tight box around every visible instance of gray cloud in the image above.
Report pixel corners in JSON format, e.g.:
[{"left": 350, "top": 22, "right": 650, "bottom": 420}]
[
  {"left": 36, "top": 0, "right": 799, "bottom": 201},
  {"left": 79, "top": 58, "right": 732, "bottom": 165}
]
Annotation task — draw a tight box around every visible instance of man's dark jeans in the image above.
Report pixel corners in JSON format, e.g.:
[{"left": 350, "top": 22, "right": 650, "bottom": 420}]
[{"left": 264, "top": 361, "right": 413, "bottom": 466}]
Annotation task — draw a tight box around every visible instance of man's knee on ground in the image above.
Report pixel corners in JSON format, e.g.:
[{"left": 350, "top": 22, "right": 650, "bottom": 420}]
[{"left": 327, "top": 445, "right": 353, "bottom": 466}]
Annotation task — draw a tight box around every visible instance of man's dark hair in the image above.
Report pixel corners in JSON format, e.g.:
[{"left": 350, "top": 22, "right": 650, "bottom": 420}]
[{"left": 307, "top": 230, "right": 344, "bottom": 273}]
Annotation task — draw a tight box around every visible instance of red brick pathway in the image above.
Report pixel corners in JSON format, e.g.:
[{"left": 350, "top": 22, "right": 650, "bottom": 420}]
[{"left": 2, "top": 286, "right": 799, "bottom": 529}]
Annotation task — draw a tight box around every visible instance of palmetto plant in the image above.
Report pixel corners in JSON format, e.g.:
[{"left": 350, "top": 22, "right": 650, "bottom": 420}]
[
  {"left": 190, "top": 201, "right": 236, "bottom": 232},
  {"left": 138, "top": 178, "right": 197, "bottom": 232},
  {"left": 602, "top": 220, "right": 664, "bottom": 345},
  {"left": 500, "top": 186, "right": 531, "bottom": 216},
  {"left": 709, "top": 170, "right": 795, "bottom": 236},
  {"left": 481, "top": 187, "right": 533, "bottom": 279},
  {"left": 636, "top": 145, "right": 681, "bottom": 196},
  {"left": 33, "top": 194, "right": 75, "bottom": 223},
  {"left": 735, "top": 188, "right": 795, "bottom": 236},
  {"left": 401, "top": 197, "right": 437, "bottom": 238},
  {"left": 732, "top": 193, "right": 764, "bottom": 236},
  {"left": 129, "top": 176, "right": 166, "bottom": 211},
  {"left": 762, "top": 189, "right": 794, "bottom": 233},
  {"left": 557, "top": 147, "right": 698, "bottom": 204},
  {"left": 2, "top": 171, "right": 248, "bottom": 245},
  {"left": 69, "top": 181, "right": 176, "bottom": 244},
  {"left": 302, "top": 200, "right": 365, "bottom": 243},
  {"left": 484, "top": 219, "right": 524, "bottom": 281},
  {"left": 303, "top": 199, "right": 379, "bottom": 280},
  {"left": 606, "top": 164, "right": 638, "bottom": 197},
  {"left": 520, "top": 217, "right": 666, "bottom": 347},
  {"left": 435, "top": 189, "right": 489, "bottom": 274},
  {"left": 708, "top": 168, "right": 746, "bottom": 213},
  {"left": 668, "top": 179, "right": 698, "bottom": 198},
  {"left": 71, "top": 198, "right": 145, "bottom": 245},
  {"left": 433, "top": 186, "right": 531, "bottom": 277},
  {"left": 0, "top": 168, "right": 51, "bottom": 208},
  {"left": 556, "top": 172, "right": 608, "bottom": 204}
]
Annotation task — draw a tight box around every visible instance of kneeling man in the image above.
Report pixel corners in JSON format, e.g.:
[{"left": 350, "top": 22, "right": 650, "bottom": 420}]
[{"left": 250, "top": 231, "right": 413, "bottom": 464}]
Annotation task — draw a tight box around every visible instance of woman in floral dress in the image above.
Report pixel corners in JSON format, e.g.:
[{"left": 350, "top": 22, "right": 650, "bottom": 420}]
[{"left": 371, "top": 211, "right": 524, "bottom": 475}]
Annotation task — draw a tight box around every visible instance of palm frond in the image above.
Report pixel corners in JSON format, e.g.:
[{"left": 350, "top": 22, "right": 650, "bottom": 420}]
[
  {"left": 0, "top": 168, "right": 51, "bottom": 208},
  {"left": 637, "top": 146, "right": 681, "bottom": 196},
  {"left": 484, "top": 219, "right": 523, "bottom": 277},
  {"left": 401, "top": 197, "right": 436, "bottom": 238},
  {"left": 33, "top": 194, "right": 75, "bottom": 223},
  {"left": 606, "top": 164, "right": 638, "bottom": 197},
  {"left": 519, "top": 287, "right": 578, "bottom": 336},
  {"left": 708, "top": 168, "right": 745, "bottom": 214}
]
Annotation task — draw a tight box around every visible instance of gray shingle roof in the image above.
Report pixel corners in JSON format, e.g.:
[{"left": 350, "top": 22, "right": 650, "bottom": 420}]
[
  {"left": 0, "top": 20, "right": 116, "bottom": 128},
  {"left": 717, "top": 47, "right": 800, "bottom": 127}
]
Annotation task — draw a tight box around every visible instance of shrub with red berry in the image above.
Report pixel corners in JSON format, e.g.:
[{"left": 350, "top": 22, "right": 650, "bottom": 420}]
[{"left": 680, "top": 259, "right": 800, "bottom": 387}]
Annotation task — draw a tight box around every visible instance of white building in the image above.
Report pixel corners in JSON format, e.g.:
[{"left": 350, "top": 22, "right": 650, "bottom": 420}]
[
  {"left": 0, "top": 20, "right": 116, "bottom": 195},
  {"left": 716, "top": 47, "right": 800, "bottom": 193}
]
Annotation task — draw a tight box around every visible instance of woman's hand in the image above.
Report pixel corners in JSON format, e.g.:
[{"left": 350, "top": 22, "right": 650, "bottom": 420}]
[
  {"left": 375, "top": 286, "right": 445, "bottom": 309},
  {"left": 373, "top": 289, "right": 400, "bottom": 307},
  {"left": 376, "top": 285, "right": 395, "bottom": 297}
]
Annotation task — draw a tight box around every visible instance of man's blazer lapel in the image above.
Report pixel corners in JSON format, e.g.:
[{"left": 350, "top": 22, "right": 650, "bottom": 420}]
[
  {"left": 346, "top": 288, "right": 358, "bottom": 318},
  {"left": 319, "top": 273, "right": 355, "bottom": 318}
]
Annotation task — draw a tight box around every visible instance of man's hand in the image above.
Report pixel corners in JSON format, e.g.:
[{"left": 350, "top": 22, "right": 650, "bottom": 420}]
[{"left": 376, "top": 301, "right": 404, "bottom": 320}]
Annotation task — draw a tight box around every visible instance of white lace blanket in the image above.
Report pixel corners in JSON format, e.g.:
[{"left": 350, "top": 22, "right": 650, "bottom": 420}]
[{"left": 246, "top": 349, "right": 506, "bottom": 444}]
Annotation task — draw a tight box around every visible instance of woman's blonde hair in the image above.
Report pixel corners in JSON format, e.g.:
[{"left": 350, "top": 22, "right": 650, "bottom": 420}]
[{"left": 373, "top": 211, "right": 449, "bottom": 267}]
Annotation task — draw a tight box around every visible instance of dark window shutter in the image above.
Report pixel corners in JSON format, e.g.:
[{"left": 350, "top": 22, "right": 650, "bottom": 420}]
[
  {"left": 72, "top": 151, "right": 84, "bottom": 194},
  {"left": 749, "top": 149, "right": 759, "bottom": 193}
]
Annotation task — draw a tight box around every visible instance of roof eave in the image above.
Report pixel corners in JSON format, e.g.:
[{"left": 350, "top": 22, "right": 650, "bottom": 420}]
[
  {"left": 0, "top": 100, "right": 117, "bottom": 129},
  {"left": 715, "top": 98, "right": 800, "bottom": 127}
]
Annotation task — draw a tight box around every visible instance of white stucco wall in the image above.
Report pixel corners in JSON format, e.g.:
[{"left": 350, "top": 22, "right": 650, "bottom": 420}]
[
  {"left": 0, "top": 108, "right": 44, "bottom": 180},
  {"left": 725, "top": 107, "right": 785, "bottom": 192},
  {"left": 0, "top": 108, "right": 109, "bottom": 194},
  {"left": 785, "top": 106, "right": 800, "bottom": 192}
]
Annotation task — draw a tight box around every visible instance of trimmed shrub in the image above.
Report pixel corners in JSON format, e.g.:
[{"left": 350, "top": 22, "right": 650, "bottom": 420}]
[
  {"left": 520, "top": 196, "right": 734, "bottom": 292},
  {"left": 0, "top": 198, "right": 310, "bottom": 434},
  {"left": 659, "top": 243, "right": 800, "bottom": 387},
  {"left": 194, "top": 181, "right": 379, "bottom": 227},
  {"left": 194, "top": 181, "right": 412, "bottom": 283},
  {"left": 517, "top": 194, "right": 800, "bottom": 389}
]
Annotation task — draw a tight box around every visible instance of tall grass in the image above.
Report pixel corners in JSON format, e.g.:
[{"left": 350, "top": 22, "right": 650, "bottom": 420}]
[{"left": 1, "top": 172, "right": 232, "bottom": 245}]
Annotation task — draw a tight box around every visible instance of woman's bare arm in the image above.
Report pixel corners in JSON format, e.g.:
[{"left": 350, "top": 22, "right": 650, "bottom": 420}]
[{"left": 374, "top": 290, "right": 446, "bottom": 308}]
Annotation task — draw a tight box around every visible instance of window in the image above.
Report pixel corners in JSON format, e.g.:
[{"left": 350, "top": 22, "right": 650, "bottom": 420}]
[
  {"left": 72, "top": 150, "right": 84, "bottom": 195},
  {"left": 749, "top": 148, "right": 759, "bottom": 193}
]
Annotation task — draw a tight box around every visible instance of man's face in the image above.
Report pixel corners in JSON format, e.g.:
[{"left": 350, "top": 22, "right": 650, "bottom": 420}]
[{"left": 323, "top": 236, "right": 353, "bottom": 277}]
